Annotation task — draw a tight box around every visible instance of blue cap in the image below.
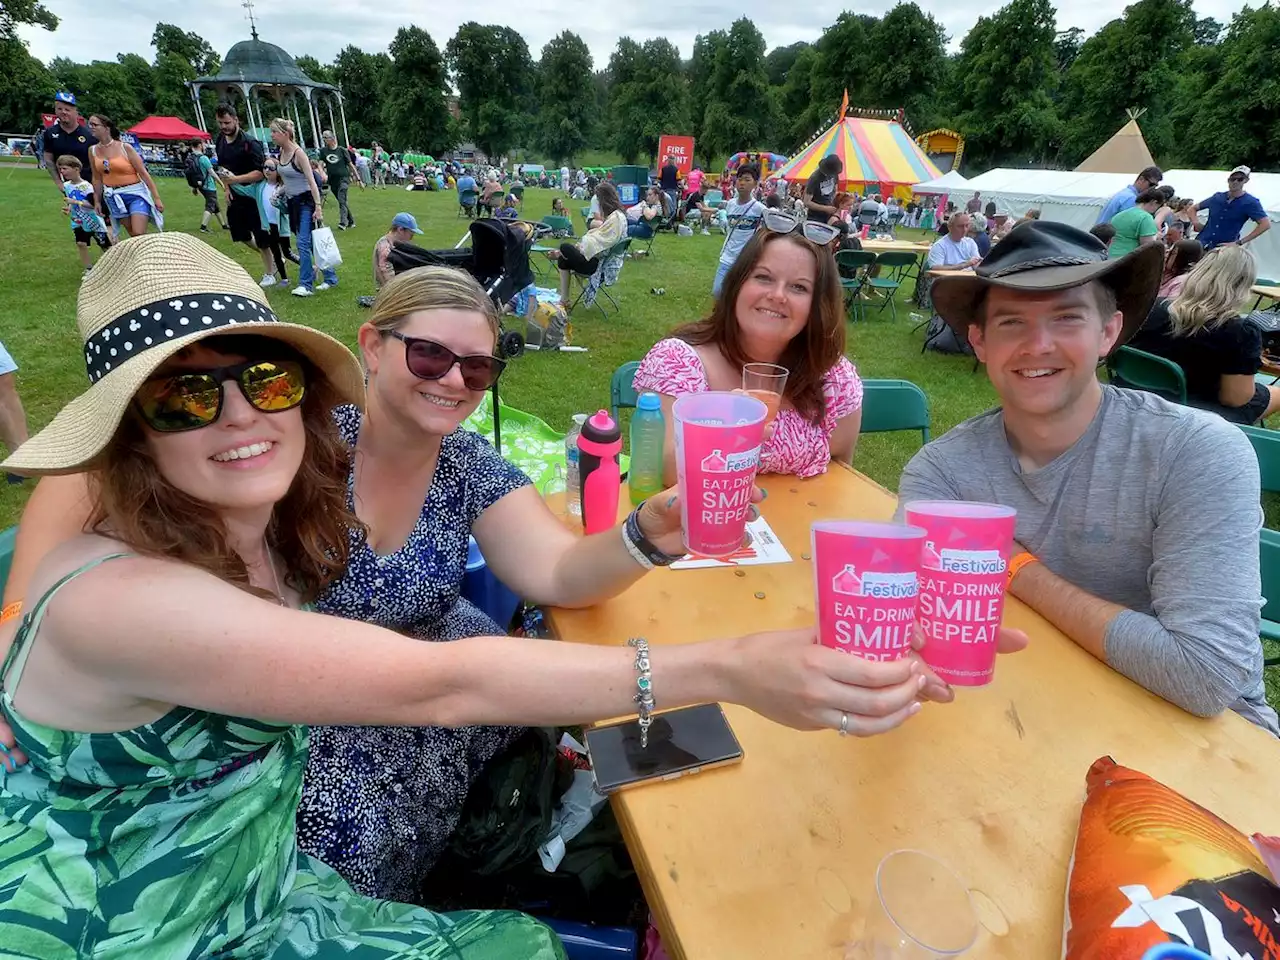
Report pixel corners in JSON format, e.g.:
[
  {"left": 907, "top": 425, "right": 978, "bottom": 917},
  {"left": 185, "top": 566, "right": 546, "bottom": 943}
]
[
  {"left": 54, "top": 91, "right": 76, "bottom": 105},
  {"left": 637, "top": 392, "right": 661, "bottom": 411},
  {"left": 392, "top": 212, "right": 422, "bottom": 234}
]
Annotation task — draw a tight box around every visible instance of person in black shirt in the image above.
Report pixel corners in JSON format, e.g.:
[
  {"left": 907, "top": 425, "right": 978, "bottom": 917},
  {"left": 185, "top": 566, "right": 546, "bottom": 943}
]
[
  {"left": 320, "top": 129, "right": 362, "bottom": 229},
  {"left": 1129, "top": 245, "right": 1280, "bottom": 423},
  {"left": 659, "top": 155, "right": 680, "bottom": 215},
  {"left": 213, "top": 104, "right": 275, "bottom": 280},
  {"left": 804, "top": 155, "right": 842, "bottom": 223},
  {"left": 43, "top": 92, "right": 93, "bottom": 192}
]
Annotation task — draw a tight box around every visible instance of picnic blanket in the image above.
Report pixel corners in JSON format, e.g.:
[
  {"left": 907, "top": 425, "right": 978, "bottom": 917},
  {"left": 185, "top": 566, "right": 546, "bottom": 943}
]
[
  {"left": 463, "top": 393, "right": 629, "bottom": 496},
  {"left": 464, "top": 393, "right": 567, "bottom": 494}
]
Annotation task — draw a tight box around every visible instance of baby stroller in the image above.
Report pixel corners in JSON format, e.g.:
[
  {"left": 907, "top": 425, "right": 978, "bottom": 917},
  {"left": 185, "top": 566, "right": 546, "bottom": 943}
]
[{"left": 387, "top": 218, "right": 542, "bottom": 453}]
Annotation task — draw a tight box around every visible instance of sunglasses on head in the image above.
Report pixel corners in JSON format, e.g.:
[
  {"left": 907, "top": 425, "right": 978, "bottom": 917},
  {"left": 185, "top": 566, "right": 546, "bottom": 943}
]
[
  {"left": 134, "top": 360, "right": 307, "bottom": 433},
  {"left": 761, "top": 209, "right": 841, "bottom": 246},
  {"left": 386, "top": 331, "right": 506, "bottom": 391}
]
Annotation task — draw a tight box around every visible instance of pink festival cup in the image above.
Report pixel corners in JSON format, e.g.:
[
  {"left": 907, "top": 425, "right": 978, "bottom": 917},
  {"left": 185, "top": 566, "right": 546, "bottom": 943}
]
[
  {"left": 672, "top": 391, "right": 768, "bottom": 557},
  {"left": 811, "top": 521, "right": 926, "bottom": 661},
  {"left": 904, "top": 500, "right": 1018, "bottom": 687}
]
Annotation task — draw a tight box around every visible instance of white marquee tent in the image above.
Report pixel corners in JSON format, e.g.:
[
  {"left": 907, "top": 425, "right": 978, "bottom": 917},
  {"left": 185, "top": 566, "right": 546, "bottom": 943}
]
[
  {"left": 913, "top": 169, "right": 971, "bottom": 194},
  {"left": 956, "top": 167, "right": 1280, "bottom": 279}
]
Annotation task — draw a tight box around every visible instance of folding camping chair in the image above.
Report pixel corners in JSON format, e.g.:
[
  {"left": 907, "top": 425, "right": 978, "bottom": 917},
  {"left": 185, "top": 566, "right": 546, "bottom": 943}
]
[
  {"left": 570, "top": 238, "right": 631, "bottom": 317},
  {"left": 835, "top": 250, "right": 877, "bottom": 322},
  {"left": 458, "top": 189, "right": 478, "bottom": 218},
  {"left": 531, "top": 215, "right": 575, "bottom": 276},
  {"left": 864, "top": 251, "right": 919, "bottom": 320}
]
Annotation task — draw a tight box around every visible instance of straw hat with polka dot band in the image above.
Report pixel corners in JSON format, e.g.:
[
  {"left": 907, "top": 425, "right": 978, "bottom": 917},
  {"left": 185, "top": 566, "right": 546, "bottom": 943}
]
[{"left": 2, "top": 233, "right": 365, "bottom": 476}]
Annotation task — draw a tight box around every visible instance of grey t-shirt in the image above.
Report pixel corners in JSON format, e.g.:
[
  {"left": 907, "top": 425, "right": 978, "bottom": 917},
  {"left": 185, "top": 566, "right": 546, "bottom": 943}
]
[
  {"left": 896, "top": 385, "right": 1278, "bottom": 734},
  {"left": 719, "top": 196, "right": 764, "bottom": 267}
]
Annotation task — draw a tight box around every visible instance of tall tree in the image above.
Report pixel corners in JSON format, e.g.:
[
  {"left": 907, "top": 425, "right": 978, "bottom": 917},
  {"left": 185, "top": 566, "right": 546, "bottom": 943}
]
[
  {"left": 687, "top": 29, "right": 725, "bottom": 159},
  {"left": 869, "top": 3, "right": 948, "bottom": 130},
  {"left": 0, "top": 36, "right": 51, "bottom": 130},
  {"left": 446, "top": 23, "right": 535, "bottom": 158},
  {"left": 1053, "top": 27, "right": 1085, "bottom": 72},
  {"left": 333, "top": 45, "right": 389, "bottom": 146},
  {"left": 1193, "top": 16, "right": 1223, "bottom": 44},
  {"left": 1058, "top": 0, "right": 1195, "bottom": 162},
  {"left": 535, "top": 32, "right": 595, "bottom": 164},
  {"left": 153, "top": 52, "right": 197, "bottom": 122},
  {"left": 805, "top": 13, "right": 880, "bottom": 136},
  {"left": 151, "top": 23, "right": 219, "bottom": 75},
  {"left": 606, "top": 37, "right": 688, "bottom": 164},
  {"left": 47, "top": 59, "right": 145, "bottom": 123},
  {"left": 294, "top": 55, "right": 334, "bottom": 86},
  {"left": 1, "top": 0, "right": 57, "bottom": 42},
  {"left": 946, "top": 0, "right": 1060, "bottom": 168},
  {"left": 776, "top": 45, "right": 817, "bottom": 148},
  {"left": 764, "top": 41, "right": 809, "bottom": 87},
  {"left": 1183, "top": 4, "right": 1280, "bottom": 168},
  {"left": 701, "top": 18, "right": 774, "bottom": 158},
  {"left": 116, "top": 53, "right": 156, "bottom": 117},
  {"left": 381, "top": 26, "right": 452, "bottom": 154}
]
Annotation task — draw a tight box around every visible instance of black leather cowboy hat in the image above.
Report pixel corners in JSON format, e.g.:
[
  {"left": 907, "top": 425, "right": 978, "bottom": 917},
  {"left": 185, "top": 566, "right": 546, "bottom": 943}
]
[{"left": 931, "top": 220, "right": 1164, "bottom": 351}]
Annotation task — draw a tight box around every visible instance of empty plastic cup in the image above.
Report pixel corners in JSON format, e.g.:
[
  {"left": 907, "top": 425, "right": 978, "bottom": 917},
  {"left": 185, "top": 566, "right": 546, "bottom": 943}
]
[
  {"left": 850, "top": 850, "right": 978, "bottom": 958},
  {"left": 672, "top": 391, "right": 768, "bottom": 557}
]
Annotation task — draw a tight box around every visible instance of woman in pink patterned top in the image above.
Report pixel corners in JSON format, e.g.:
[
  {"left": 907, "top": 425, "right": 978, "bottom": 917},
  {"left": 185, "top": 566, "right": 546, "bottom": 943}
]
[{"left": 634, "top": 227, "right": 862, "bottom": 480}]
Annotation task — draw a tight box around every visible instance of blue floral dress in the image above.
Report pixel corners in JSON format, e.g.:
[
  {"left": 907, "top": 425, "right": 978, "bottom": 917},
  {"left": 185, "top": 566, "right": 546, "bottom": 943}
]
[{"left": 297, "top": 405, "right": 532, "bottom": 902}]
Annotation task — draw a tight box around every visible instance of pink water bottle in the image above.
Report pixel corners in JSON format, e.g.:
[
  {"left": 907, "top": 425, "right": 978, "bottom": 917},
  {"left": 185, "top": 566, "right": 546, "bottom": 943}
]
[{"left": 578, "top": 409, "right": 622, "bottom": 535}]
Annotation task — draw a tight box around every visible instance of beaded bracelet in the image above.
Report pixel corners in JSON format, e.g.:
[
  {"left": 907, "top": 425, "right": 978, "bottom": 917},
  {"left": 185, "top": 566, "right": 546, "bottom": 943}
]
[{"left": 628, "top": 637, "right": 655, "bottom": 748}]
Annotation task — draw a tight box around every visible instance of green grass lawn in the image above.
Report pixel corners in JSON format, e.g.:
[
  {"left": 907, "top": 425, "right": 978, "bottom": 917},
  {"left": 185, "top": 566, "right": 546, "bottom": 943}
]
[
  {"left": 2, "top": 167, "right": 1276, "bottom": 706},
  {"left": 0, "top": 167, "right": 998, "bottom": 529}
]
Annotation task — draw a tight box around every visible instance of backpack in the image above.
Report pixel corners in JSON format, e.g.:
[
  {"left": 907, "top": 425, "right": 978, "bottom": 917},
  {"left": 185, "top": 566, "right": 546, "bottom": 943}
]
[
  {"left": 923, "top": 312, "right": 974, "bottom": 355},
  {"left": 184, "top": 153, "right": 203, "bottom": 191}
]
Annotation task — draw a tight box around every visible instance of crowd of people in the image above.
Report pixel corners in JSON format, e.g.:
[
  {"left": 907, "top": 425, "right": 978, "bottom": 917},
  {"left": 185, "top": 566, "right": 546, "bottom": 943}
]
[{"left": 7, "top": 86, "right": 1280, "bottom": 955}]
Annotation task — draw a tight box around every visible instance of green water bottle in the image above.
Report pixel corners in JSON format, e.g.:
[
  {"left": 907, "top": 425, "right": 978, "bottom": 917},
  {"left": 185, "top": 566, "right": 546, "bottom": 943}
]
[{"left": 628, "top": 392, "right": 666, "bottom": 506}]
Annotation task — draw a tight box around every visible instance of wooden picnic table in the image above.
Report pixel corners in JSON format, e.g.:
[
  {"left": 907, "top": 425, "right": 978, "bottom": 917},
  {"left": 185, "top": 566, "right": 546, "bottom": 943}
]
[
  {"left": 544, "top": 464, "right": 1280, "bottom": 960},
  {"left": 860, "top": 237, "right": 931, "bottom": 255},
  {"left": 1253, "top": 283, "right": 1280, "bottom": 303}
]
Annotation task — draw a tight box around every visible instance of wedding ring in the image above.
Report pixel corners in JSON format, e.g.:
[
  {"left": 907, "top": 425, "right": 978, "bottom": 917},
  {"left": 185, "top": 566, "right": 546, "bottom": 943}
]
[{"left": 839, "top": 712, "right": 849, "bottom": 737}]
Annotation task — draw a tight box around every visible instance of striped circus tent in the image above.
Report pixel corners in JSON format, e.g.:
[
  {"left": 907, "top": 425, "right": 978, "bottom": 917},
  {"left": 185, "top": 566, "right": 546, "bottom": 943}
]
[{"left": 776, "top": 116, "right": 942, "bottom": 190}]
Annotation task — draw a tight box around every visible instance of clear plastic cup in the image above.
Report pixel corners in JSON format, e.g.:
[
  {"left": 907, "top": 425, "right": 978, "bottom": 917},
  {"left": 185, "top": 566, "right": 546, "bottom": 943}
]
[
  {"left": 742, "top": 363, "right": 788, "bottom": 426},
  {"left": 849, "top": 850, "right": 978, "bottom": 959}
]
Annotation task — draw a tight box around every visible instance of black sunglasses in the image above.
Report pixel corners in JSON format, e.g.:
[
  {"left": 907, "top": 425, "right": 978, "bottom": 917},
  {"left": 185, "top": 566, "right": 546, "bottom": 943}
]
[
  {"left": 386, "top": 331, "right": 506, "bottom": 391},
  {"left": 135, "top": 360, "right": 306, "bottom": 433}
]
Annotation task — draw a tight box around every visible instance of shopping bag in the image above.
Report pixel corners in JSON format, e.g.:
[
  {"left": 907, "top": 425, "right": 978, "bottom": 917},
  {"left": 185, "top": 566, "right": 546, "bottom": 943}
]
[{"left": 312, "top": 226, "right": 343, "bottom": 270}]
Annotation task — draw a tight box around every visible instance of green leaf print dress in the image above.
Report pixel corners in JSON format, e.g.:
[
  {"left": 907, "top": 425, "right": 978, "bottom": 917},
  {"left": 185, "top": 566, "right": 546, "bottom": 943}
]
[{"left": 0, "top": 555, "right": 566, "bottom": 959}]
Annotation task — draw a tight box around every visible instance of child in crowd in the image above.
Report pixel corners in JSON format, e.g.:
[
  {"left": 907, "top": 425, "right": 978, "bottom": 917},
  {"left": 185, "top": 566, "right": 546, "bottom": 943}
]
[
  {"left": 833, "top": 192, "right": 856, "bottom": 226},
  {"left": 1089, "top": 222, "right": 1117, "bottom": 251},
  {"left": 496, "top": 194, "right": 519, "bottom": 220},
  {"left": 260, "top": 160, "right": 293, "bottom": 288},
  {"left": 57, "top": 155, "right": 110, "bottom": 273}
]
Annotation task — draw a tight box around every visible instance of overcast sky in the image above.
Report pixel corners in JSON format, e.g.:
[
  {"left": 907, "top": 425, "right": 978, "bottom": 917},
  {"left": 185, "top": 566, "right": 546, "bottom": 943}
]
[{"left": 19, "top": 0, "right": 1249, "bottom": 71}]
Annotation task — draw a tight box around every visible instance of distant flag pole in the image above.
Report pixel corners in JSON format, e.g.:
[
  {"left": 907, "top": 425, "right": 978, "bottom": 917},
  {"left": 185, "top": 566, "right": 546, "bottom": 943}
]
[{"left": 838, "top": 89, "right": 849, "bottom": 122}]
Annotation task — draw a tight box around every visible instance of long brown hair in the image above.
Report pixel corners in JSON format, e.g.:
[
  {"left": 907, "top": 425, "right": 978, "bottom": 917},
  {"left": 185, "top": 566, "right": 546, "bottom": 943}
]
[
  {"left": 671, "top": 230, "right": 845, "bottom": 424},
  {"left": 90, "top": 336, "right": 358, "bottom": 602},
  {"left": 596, "top": 182, "right": 622, "bottom": 219}
]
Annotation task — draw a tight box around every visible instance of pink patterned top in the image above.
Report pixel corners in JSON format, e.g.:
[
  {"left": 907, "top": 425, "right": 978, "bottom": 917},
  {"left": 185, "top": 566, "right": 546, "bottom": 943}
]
[{"left": 633, "top": 338, "right": 863, "bottom": 478}]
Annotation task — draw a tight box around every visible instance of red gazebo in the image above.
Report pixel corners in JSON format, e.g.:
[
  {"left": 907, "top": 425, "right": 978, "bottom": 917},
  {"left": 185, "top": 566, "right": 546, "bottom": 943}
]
[{"left": 127, "top": 116, "right": 210, "bottom": 141}]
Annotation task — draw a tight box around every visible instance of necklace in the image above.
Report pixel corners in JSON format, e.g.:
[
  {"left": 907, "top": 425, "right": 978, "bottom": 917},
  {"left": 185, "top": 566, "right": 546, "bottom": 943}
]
[{"left": 263, "top": 536, "right": 285, "bottom": 605}]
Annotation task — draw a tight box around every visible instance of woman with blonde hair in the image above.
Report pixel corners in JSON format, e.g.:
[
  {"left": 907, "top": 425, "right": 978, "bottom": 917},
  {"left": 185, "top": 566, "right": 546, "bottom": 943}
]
[
  {"left": 1131, "top": 245, "right": 1280, "bottom": 423},
  {"left": 269, "top": 117, "right": 338, "bottom": 297},
  {"left": 0, "top": 251, "right": 1006, "bottom": 906}
]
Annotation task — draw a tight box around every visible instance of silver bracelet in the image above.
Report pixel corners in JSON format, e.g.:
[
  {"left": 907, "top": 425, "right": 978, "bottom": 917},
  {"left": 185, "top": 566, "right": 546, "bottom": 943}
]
[{"left": 628, "top": 637, "right": 655, "bottom": 748}]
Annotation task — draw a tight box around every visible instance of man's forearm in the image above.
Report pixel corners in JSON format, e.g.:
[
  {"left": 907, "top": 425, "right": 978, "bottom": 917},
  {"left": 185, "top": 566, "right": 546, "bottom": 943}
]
[
  {"left": 1243, "top": 222, "right": 1271, "bottom": 245},
  {"left": 1008, "top": 558, "right": 1124, "bottom": 660}
]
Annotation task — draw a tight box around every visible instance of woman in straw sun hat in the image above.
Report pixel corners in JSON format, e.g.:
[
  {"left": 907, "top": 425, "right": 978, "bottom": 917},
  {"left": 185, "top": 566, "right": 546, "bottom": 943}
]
[{"left": 0, "top": 233, "right": 935, "bottom": 955}]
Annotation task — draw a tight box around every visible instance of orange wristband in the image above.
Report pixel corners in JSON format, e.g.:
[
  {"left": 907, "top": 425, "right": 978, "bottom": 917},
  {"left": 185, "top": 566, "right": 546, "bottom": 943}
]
[
  {"left": 0, "top": 600, "right": 22, "bottom": 624},
  {"left": 1007, "top": 552, "right": 1039, "bottom": 585}
]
